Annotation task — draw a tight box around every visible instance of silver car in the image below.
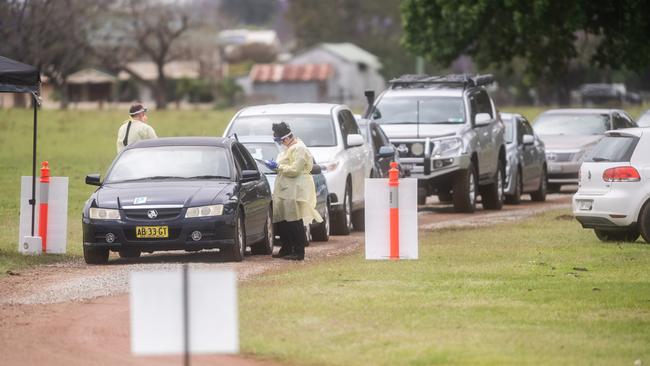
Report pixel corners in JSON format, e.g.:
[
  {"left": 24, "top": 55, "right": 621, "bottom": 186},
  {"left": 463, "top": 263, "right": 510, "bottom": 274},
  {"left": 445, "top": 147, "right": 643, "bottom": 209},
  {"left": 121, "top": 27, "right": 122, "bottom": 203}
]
[
  {"left": 502, "top": 113, "right": 547, "bottom": 204},
  {"left": 533, "top": 108, "right": 637, "bottom": 192}
]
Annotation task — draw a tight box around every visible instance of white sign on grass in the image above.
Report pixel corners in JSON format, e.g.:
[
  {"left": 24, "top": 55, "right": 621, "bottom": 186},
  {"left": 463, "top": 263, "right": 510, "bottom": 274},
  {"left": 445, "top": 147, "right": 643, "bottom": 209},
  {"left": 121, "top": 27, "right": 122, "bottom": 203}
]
[
  {"left": 130, "top": 269, "right": 239, "bottom": 356},
  {"left": 364, "top": 178, "right": 419, "bottom": 260},
  {"left": 18, "top": 176, "right": 68, "bottom": 254}
]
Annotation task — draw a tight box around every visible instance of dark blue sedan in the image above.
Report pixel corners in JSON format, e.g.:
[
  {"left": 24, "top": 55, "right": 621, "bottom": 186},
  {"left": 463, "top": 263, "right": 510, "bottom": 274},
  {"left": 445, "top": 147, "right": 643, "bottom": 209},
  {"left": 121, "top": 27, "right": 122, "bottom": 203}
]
[{"left": 82, "top": 137, "right": 273, "bottom": 264}]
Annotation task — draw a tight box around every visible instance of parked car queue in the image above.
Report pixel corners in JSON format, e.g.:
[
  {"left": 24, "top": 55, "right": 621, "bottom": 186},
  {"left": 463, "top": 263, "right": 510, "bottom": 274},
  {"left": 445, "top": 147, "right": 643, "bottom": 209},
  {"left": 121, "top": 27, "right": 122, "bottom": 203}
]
[{"left": 81, "top": 101, "right": 650, "bottom": 265}]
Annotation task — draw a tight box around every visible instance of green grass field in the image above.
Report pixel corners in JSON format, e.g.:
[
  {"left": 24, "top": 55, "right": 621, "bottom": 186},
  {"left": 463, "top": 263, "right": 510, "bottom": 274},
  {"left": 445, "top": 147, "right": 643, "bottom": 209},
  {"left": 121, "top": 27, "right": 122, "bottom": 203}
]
[
  {"left": 0, "top": 105, "right": 648, "bottom": 273},
  {"left": 240, "top": 209, "right": 650, "bottom": 365},
  {"left": 0, "top": 108, "right": 235, "bottom": 273}
]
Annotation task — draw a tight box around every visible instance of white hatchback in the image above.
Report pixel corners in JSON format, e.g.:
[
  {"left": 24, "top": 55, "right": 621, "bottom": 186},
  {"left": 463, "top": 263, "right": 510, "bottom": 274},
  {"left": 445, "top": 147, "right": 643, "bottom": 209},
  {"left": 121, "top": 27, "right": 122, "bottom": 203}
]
[{"left": 573, "top": 128, "right": 650, "bottom": 242}]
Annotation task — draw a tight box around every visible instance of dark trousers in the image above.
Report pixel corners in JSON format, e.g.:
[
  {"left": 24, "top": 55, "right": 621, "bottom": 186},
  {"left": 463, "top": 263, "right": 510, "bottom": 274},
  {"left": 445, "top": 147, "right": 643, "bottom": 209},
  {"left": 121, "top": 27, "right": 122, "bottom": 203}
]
[{"left": 276, "top": 219, "right": 306, "bottom": 258}]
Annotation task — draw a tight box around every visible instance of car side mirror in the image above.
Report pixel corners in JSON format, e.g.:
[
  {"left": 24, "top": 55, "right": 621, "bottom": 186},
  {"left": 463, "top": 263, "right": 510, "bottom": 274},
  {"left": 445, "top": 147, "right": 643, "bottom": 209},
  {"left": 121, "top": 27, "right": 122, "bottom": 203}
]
[
  {"left": 474, "top": 113, "right": 492, "bottom": 126},
  {"left": 347, "top": 134, "right": 365, "bottom": 147},
  {"left": 85, "top": 174, "right": 101, "bottom": 186},
  {"left": 241, "top": 170, "right": 260, "bottom": 182},
  {"left": 377, "top": 145, "right": 395, "bottom": 158},
  {"left": 522, "top": 134, "right": 535, "bottom": 145},
  {"left": 310, "top": 164, "right": 322, "bottom": 175}
]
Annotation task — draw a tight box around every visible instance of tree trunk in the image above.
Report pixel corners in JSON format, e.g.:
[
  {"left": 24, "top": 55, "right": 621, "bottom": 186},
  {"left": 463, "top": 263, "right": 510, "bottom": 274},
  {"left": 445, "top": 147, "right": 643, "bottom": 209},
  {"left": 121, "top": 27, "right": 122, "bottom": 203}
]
[
  {"left": 154, "top": 63, "right": 168, "bottom": 110},
  {"left": 556, "top": 79, "right": 571, "bottom": 106},
  {"left": 58, "top": 80, "right": 70, "bottom": 110}
]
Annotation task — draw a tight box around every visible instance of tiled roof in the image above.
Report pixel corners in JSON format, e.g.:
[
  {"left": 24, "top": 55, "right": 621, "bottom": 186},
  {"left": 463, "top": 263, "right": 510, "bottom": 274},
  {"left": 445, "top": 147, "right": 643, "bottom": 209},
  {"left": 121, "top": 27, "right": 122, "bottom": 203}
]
[{"left": 250, "top": 63, "right": 333, "bottom": 82}]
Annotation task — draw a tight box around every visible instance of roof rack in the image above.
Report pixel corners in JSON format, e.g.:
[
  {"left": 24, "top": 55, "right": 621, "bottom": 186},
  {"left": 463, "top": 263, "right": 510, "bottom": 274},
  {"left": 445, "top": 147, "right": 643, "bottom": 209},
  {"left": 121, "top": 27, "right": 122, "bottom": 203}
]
[{"left": 388, "top": 73, "right": 495, "bottom": 89}]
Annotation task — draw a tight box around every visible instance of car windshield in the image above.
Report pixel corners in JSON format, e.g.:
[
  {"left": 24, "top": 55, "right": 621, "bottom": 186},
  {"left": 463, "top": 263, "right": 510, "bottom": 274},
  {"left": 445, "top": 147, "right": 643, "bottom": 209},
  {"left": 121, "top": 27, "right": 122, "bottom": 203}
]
[
  {"left": 106, "top": 146, "right": 231, "bottom": 183},
  {"left": 371, "top": 96, "right": 465, "bottom": 124},
  {"left": 503, "top": 118, "right": 514, "bottom": 144},
  {"left": 242, "top": 142, "right": 279, "bottom": 174},
  {"left": 533, "top": 113, "right": 611, "bottom": 135},
  {"left": 229, "top": 115, "right": 336, "bottom": 147}
]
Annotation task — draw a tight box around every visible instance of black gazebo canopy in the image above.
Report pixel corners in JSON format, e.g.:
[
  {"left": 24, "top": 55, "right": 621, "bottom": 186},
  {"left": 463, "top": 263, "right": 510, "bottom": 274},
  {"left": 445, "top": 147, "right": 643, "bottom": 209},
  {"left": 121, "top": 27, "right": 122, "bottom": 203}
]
[{"left": 0, "top": 56, "right": 41, "bottom": 236}]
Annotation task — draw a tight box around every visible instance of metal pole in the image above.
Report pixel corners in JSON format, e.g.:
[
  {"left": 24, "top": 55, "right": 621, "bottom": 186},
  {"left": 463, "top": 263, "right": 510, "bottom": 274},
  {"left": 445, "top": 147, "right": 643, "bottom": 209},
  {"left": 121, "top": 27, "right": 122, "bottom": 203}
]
[
  {"left": 182, "top": 264, "right": 190, "bottom": 366},
  {"left": 30, "top": 94, "right": 38, "bottom": 236}
]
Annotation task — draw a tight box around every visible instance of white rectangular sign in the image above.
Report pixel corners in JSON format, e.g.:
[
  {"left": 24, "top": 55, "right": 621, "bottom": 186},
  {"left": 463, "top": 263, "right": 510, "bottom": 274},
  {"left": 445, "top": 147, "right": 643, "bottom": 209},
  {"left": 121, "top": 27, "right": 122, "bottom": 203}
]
[
  {"left": 130, "top": 269, "right": 239, "bottom": 356},
  {"left": 364, "top": 178, "right": 418, "bottom": 260},
  {"left": 18, "top": 176, "right": 68, "bottom": 254}
]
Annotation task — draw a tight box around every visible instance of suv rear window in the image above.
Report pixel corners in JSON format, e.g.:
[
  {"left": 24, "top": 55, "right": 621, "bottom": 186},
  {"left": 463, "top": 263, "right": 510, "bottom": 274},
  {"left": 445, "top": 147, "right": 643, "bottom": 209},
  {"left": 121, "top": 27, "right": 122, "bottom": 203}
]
[{"left": 585, "top": 135, "right": 639, "bottom": 162}]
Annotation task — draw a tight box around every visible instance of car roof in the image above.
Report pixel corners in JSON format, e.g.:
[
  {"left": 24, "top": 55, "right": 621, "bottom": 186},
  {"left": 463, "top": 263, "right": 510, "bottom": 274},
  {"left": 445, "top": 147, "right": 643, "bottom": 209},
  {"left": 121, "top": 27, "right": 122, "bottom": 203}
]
[
  {"left": 126, "top": 137, "right": 232, "bottom": 149},
  {"left": 237, "top": 135, "right": 274, "bottom": 143},
  {"left": 541, "top": 108, "right": 621, "bottom": 115},
  {"left": 380, "top": 88, "right": 464, "bottom": 98},
  {"left": 236, "top": 103, "right": 341, "bottom": 117}
]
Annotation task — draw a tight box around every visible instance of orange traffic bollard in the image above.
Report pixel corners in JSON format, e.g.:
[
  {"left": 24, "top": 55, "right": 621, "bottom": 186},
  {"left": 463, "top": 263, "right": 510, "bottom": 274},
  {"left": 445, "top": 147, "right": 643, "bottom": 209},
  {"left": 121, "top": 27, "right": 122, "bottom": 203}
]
[
  {"left": 388, "top": 161, "right": 399, "bottom": 260},
  {"left": 38, "top": 161, "right": 50, "bottom": 252}
]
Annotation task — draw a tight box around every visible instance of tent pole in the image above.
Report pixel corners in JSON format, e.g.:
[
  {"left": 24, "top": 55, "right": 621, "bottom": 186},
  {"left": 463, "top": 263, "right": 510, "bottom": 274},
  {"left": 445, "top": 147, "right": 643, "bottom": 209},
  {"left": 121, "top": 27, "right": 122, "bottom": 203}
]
[{"left": 30, "top": 93, "right": 37, "bottom": 236}]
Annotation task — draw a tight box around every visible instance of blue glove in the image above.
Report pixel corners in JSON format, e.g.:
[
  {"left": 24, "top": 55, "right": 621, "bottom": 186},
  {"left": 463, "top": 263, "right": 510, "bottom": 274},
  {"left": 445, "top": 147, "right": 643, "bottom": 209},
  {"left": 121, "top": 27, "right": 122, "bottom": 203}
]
[{"left": 264, "top": 159, "right": 278, "bottom": 170}]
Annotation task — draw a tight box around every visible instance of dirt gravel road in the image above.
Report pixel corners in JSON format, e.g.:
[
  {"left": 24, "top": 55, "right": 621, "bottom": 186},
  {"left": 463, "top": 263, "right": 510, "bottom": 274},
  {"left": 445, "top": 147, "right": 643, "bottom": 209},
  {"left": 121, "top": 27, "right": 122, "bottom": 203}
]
[{"left": 0, "top": 194, "right": 571, "bottom": 366}]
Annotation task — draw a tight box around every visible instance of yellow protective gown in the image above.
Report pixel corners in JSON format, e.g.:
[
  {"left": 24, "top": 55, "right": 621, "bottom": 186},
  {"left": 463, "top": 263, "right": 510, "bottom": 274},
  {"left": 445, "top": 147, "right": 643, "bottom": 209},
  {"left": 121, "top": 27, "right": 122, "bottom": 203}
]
[{"left": 272, "top": 139, "right": 323, "bottom": 225}]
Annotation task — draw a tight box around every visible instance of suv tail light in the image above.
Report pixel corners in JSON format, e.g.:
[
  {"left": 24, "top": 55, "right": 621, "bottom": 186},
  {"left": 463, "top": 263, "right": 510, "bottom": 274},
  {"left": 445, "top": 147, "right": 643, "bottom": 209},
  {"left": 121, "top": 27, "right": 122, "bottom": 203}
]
[{"left": 602, "top": 166, "right": 641, "bottom": 182}]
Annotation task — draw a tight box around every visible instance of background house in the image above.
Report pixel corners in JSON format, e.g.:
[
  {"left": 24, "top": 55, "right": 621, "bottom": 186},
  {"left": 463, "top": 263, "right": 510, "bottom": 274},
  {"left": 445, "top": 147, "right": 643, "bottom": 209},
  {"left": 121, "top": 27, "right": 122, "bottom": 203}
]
[
  {"left": 248, "top": 63, "right": 334, "bottom": 104},
  {"left": 66, "top": 68, "right": 117, "bottom": 105},
  {"left": 289, "top": 43, "right": 385, "bottom": 108}
]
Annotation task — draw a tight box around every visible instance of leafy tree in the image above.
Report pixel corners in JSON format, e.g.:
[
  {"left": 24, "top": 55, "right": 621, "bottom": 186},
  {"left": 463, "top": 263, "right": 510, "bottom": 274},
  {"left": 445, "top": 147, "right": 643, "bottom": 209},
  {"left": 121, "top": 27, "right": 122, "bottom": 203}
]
[
  {"left": 0, "top": 0, "right": 106, "bottom": 108},
  {"left": 92, "top": 0, "right": 193, "bottom": 109},
  {"left": 401, "top": 0, "right": 650, "bottom": 104}
]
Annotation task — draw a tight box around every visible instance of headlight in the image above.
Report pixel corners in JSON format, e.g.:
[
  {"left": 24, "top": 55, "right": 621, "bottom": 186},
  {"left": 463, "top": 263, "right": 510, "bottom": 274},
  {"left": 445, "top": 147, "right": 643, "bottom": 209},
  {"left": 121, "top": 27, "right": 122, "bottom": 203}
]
[
  {"left": 89, "top": 208, "right": 121, "bottom": 220},
  {"left": 185, "top": 204, "right": 224, "bottom": 218},
  {"left": 321, "top": 160, "right": 339, "bottom": 172},
  {"left": 434, "top": 137, "right": 463, "bottom": 157}
]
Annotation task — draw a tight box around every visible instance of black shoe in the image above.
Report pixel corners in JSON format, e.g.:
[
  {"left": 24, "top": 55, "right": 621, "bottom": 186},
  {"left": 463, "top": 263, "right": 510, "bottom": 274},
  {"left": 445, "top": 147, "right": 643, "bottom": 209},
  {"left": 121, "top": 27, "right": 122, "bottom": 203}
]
[
  {"left": 272, "top": 252, "right": 290, "bottom": 258},
  {"left": 282, "top": 254, "right": 304, "bottom": 261}
]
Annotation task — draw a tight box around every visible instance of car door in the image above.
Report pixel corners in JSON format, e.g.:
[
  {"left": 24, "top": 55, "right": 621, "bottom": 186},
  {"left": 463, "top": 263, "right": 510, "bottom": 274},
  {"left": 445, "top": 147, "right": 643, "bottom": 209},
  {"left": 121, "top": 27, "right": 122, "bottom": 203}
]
[
  {"left": 232, "top": 143, "right": 266, "bottom": 238},
  {"left": 519, "top": 118, "right": 539, "bottom": 190},
  {"left": 469, "top": 90, "right": 497, "bottom": 179},
  {"left": 338, "top": 109, "right": 367, "bottom": 205}
]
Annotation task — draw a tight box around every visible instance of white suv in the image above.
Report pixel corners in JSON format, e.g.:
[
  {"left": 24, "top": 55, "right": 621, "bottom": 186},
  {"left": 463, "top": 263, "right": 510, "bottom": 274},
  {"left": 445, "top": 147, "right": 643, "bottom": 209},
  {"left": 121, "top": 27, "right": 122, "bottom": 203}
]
[
  {"left": 223, "top": 103, "right": 373, "bottom": 235},
  {"left": 573, "top": 128, "right": 650, "bottom": 242}
]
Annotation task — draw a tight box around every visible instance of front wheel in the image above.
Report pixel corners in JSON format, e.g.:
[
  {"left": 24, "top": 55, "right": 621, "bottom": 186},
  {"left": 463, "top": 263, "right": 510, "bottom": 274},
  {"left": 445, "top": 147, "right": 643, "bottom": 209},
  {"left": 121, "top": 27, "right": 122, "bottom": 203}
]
[
  {"left": 331, "top": 183, "right": 352, "bottom": 235},
  {"left": 505, "top": 169, "right": 522, "bottom": 205},
  {"left": 84, "top": 245, "right": 109, "bottom": 265},
  {"left": 229, "top": 212, "right": 245, "bottom": 262},
  {"left": 251, "top": 206, "right": 273, "bottom": 255},
  {"left": 481, "top": 160, "right": 505, "bottom": 210},
  {"left": 452, "top": 163, "right": 477, "bottom": 213},
  {"left": 530, "top": 167, "right": 547, "bottom": 202},
  {"left": 311, "top": 202, "right": 330, "bottom": 242}
]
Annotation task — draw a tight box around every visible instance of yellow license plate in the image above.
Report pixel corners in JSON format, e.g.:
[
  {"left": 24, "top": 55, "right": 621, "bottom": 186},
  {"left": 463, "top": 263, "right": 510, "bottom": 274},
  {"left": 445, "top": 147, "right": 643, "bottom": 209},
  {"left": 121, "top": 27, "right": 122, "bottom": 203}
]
[{"left": 135, "top": 226, "right": 169, "bottom": 238}]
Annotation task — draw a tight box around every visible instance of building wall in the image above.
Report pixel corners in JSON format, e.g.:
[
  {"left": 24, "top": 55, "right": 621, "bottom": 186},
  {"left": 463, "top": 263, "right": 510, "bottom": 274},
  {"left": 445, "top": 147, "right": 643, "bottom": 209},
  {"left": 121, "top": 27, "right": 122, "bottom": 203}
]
[{"left": 289, "top": 48, "right": 385, "bottom": 108}]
